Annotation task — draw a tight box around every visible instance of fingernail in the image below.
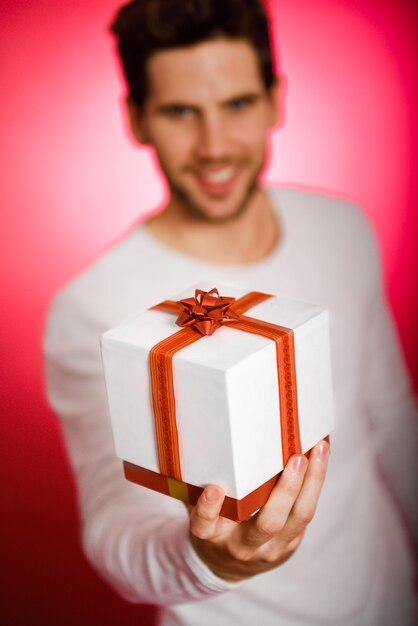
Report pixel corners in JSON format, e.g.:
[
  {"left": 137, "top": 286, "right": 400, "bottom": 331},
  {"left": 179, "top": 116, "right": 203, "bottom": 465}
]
[
  {"left": 290, "top": 455, "right": 307, "bottom": 472},
  {"left": 315, "top": 441, "right": 330, "bottom": 458},
  {"left": 205, "top": 486, "right": 219, "bottom": 502}
]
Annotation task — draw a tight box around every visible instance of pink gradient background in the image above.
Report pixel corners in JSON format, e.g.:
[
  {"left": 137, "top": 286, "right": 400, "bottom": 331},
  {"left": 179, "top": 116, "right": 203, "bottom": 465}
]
[{"left": 1, "top": 1, "right": 417, "bottom": 624}]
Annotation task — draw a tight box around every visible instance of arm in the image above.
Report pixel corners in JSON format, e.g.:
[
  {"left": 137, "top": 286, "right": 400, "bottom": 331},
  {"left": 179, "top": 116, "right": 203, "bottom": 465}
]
[
  {"left": 44, "top": 294, "right": 242, "bottom": 605},
  {"left": 363, "top": 280, "right": 418, "bottom": 550}
]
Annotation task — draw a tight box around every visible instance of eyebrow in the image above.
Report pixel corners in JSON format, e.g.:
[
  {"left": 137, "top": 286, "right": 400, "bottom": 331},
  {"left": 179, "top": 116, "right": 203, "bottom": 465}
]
[{"left": 226, "top": 92, "right": 264, "bottom": 102}]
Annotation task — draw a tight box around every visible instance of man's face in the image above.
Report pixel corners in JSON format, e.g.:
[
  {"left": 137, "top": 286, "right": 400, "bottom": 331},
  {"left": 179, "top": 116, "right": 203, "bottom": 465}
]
[{"left": 132, "top": 38, "right": 278, "bottom": 222}]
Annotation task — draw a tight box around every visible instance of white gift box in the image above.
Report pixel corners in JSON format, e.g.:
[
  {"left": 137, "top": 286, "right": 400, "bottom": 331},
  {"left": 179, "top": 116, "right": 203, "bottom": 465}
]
[{"left": 101, "top": 281, "right": 334, "bottom": 521}]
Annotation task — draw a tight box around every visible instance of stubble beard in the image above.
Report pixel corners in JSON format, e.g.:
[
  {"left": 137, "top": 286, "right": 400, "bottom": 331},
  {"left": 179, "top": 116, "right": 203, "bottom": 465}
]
[{"left": 165, "top": 164, "right": 264, "bottom": 225}]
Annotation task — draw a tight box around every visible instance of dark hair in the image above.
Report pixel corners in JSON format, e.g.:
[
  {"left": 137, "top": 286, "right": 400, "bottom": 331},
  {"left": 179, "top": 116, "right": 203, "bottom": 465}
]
[{"left": 111, "top": 0, "right": 276, "bottom": 108}]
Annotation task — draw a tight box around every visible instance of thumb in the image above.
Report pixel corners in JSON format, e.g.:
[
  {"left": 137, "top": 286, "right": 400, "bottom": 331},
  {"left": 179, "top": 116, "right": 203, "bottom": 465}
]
[{"left": 189, "top": 486, "right": 224, "bottom": 540}]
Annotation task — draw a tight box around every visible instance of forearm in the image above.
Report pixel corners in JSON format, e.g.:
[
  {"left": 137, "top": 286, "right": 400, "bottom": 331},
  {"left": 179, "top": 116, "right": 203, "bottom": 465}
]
[
  {"left": 363, "top": 281, "right": 418, "bottom": 549},
  {"left": 55, "top": 398, "right": 239, "bottom": 605},
  {"left": 371, "top": 394, "right": 418, "bottom": 551},
  {"left": 79, "top": 478, "right": 241, "bottom": 604}
]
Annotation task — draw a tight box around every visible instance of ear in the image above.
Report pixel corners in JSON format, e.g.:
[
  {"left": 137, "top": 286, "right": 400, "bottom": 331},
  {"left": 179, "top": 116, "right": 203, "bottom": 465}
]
[
  {"left": 266, "top": 74, "right": 286, "bottom": 129},
  {"left": 125, "top": 95, "right": 150, "bottom": 144}
]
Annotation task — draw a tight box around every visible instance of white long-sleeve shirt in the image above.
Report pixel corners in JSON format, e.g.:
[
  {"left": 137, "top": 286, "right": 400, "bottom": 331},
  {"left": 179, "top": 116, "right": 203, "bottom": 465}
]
[{"left": 44, "top": 187, "right": 417, "bottom": 625}]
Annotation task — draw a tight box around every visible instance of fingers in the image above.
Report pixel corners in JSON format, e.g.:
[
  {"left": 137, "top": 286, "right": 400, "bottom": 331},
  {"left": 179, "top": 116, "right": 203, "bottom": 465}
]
[
  {"left": 239, "top": 454, "right": 308, "bottom": 548},
  {"left": 239, "top": 439, "right": 330, "bottom": 550},
  {"left": 188, "top": 441, "right": 329, "bottom": 580},
  {"left": 190, "top": 439, "right": 329, "bottom": 555},
  {"left": 282, "top": 440, "right": 330, "bottom": 541},
  {"left": 189, "top": 485, "right": 225, "bottom": 541}
]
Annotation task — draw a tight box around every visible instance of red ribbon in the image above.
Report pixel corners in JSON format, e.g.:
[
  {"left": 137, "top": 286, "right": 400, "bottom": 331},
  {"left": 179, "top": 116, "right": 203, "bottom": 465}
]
[{"left": 149, "top": 288, "right": 301, "bottom": 481}]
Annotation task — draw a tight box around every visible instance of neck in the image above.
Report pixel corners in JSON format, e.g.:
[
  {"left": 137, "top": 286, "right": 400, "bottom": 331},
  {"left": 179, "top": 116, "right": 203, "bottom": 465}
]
[{"left": 146, "top": 187, "right": 280, "bottom": 265}]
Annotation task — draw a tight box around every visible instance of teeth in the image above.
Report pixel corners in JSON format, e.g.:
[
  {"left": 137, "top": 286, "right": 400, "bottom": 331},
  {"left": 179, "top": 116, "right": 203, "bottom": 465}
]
[{"left": 200, "top": 167, "right": 236, "bottom": 183}]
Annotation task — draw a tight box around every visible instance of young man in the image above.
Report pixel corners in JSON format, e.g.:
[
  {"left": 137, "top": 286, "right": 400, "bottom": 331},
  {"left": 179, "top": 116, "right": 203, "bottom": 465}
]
[{"left": 44, "top": 1, "right": 417, "bottom": 624}]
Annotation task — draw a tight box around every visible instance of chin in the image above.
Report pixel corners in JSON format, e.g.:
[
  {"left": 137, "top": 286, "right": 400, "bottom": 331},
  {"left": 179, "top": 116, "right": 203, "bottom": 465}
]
[
  {"left": 206, "top": 207, "right": 247, "bottom": 223},
  {"left": 188, "top": 201, "right": 247, "bottom": 223}
]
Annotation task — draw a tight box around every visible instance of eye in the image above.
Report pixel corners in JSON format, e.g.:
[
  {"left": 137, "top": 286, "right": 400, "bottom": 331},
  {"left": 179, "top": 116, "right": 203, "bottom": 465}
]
[
  {"left": 166, "top": 105, "right": 194, "bottom": 118},
  {"left": 227, "top": 96, "right": 257, "bottom": 111}
]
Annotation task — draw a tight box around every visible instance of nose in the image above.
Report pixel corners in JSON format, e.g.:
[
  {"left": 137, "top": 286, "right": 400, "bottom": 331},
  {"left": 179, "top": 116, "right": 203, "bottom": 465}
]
[{"left": 195, "top": 113, "right": 229, "bottom": 161}]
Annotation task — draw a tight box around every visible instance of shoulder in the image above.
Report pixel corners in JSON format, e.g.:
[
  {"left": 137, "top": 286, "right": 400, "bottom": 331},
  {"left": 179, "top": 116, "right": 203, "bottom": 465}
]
[
  {"left": 270, "top": 185, "right": 381, "bottom": 274},
  {"left": 266, "top": 186, "right": 384, "bottom": 305},
  {"left": 44, "top": 226, "right": 144, "bottom": 365},
  {"left": 271, "top": 186, "right": 374, "bottom": 237}
]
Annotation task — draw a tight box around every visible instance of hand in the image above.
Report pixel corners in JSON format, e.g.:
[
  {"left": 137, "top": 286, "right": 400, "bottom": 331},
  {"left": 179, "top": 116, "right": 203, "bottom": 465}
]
[{"left": 189, "top": 439, "right": 330, "bottom": 582}]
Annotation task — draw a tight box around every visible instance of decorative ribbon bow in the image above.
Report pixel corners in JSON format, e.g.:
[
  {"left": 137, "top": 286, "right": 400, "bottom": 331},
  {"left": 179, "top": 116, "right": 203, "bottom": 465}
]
[{"left": 176, "top": 288, "right": 240, "bottom": 336}]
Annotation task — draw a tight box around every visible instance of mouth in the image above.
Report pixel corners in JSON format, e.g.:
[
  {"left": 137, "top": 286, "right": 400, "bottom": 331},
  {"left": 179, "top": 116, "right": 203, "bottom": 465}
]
[{"left": 194, "top": 166, "right": 239, "bottom": 194}]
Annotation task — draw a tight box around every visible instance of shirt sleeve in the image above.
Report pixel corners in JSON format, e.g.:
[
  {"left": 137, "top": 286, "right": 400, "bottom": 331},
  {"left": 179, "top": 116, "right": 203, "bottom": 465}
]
[
  {"left": 44, "top": 290, "right": 242, "bottom": 606},
  {"left": 361, "top": 233, "right": 418, "bottom": 550}
]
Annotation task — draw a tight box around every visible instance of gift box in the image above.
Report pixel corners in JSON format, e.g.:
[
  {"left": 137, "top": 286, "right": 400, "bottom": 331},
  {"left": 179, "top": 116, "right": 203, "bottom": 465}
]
[{"left": 101, "top": 281, "right": 334, "bottom": 521}]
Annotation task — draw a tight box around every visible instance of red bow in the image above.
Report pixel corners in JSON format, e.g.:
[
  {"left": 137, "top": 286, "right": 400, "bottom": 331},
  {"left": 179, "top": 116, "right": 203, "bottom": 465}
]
[{"left": 176, "top": 288, "right": 240, "bottom": 336}]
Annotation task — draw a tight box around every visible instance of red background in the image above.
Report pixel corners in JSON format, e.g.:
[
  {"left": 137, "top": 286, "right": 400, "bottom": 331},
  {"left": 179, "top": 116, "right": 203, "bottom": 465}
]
[{"left": 1, "top": 1, "right": 417, "bottom": 624}]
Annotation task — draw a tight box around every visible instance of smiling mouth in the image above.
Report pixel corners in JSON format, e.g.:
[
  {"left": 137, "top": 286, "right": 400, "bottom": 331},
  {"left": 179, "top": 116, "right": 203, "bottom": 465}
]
[
  {"left": 194, "top": 166, "right": 239, "bottom": 193},
  {"left": 199, "top": 166, "right": 237, "bottom": 183}
]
